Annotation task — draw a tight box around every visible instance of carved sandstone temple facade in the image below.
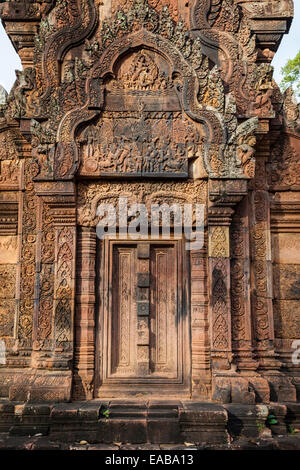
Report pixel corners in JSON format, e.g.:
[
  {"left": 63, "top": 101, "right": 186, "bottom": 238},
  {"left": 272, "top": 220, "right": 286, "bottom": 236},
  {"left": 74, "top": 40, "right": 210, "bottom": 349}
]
[{"left": 0, "top": 0, "right": 299, "bottom": 407}]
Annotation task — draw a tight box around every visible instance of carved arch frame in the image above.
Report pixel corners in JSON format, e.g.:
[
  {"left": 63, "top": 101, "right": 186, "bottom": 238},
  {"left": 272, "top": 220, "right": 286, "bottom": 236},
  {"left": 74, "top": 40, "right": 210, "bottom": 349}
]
[{"left": 54, "top": 28, "right": 227, "bottom": 179}]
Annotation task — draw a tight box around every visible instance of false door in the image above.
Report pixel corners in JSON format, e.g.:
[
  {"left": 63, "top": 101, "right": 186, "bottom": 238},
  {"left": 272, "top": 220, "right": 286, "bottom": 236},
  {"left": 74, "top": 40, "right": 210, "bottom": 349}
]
[{"left": 96, "top": 240, "right": 190, "bottom": 397}]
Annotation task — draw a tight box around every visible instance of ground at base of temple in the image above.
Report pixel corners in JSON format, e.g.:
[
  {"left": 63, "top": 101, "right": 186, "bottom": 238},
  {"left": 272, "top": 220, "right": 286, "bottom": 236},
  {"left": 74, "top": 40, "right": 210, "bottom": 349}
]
[
  {"left": 1, "top": 400, "right": 300, "bottom": 451},
  {"left": 0, "top": 433, "right": 300, "bottom": 450}
]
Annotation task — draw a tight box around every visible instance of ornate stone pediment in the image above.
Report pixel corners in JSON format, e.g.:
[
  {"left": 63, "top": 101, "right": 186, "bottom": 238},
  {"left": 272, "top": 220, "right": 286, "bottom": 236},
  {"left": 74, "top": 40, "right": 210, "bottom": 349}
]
[
  {"left": 0, "top": 0, "right": 256, "bottom": 183},
  {"left": 77, "top": 47, "right": 206, "bottom": 178}
]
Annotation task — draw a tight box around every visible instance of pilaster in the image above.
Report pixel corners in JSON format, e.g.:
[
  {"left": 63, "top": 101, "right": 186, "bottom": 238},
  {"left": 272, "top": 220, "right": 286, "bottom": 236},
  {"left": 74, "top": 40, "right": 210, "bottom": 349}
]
[
  {"left": 73, "top": 226, "right": 97, "bottom": 400},
  {"left": 208, "top": 179, "right": 249, "bottom": 371},
  {"left": 230, "top": 196, "right": 258, "bottom": 373}
]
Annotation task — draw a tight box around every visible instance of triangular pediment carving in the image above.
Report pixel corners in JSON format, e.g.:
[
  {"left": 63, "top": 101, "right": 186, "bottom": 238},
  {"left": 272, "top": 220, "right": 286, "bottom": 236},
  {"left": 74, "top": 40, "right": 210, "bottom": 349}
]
[{"left": 107, "top": 49, "right": 172, "bottom": 92}]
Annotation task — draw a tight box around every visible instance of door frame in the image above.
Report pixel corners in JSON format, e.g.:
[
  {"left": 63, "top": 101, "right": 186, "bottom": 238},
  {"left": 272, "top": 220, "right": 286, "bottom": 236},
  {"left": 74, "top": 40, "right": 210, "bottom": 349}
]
[{"left": 94, "top": 237, "right": 191, "bottom": 398}]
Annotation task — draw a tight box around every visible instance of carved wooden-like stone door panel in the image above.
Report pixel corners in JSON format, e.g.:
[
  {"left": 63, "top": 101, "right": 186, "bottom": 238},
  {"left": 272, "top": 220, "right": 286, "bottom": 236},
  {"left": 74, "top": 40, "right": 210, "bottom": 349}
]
[{"left": 96, "top": 240, "right": 190, "bottom": 397}]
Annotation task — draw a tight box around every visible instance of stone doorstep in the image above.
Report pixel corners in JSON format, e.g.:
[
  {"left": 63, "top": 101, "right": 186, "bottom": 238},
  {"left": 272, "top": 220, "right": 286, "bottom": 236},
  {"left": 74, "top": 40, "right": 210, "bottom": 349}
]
[{"left": 0, "top": 400, "right": 299, "bottom": 444}]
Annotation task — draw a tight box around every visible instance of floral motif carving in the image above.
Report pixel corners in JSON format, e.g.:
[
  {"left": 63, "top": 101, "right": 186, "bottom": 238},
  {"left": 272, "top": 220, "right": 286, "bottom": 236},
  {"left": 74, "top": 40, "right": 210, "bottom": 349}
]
[
  {"left": 230, "top": 198, "right": 256, "bottom": 371},
  {"left": 35, "top": 199, "right": 55, "bottom": 345},
  {"left": 54, "top": 223, "right": 76, "bottom": 356},
  {"left": 77, "top": 180, "right": 207, "bottom": 226},
  {"left": 209, "top": 226, "right": 229, "bottom": 258},
  {"left": 18, "top": 161, "right": 37, "bottom": 344},
  {"left": 211, "top": 258, "right": 230, "bottom": 350}
]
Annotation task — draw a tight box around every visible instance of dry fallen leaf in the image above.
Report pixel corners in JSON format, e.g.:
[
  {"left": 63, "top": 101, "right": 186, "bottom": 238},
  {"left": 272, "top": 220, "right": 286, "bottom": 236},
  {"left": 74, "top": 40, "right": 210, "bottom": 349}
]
[{"left": 248, "top": 439, "right": 258, "bottom": 446}]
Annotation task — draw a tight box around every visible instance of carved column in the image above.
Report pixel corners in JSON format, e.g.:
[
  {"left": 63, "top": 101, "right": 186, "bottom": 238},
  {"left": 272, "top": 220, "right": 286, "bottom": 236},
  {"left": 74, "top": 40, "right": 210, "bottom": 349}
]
[
  {"left": 230, "top": 196, "right": 258, "bottom": 372},
  {"left": 0, "top": 125, "right": 25, "bottom": 395},
  {"left": 249, "top": 137, "right": 296, "bottom": 401},
  {"left": 51, "top": 191, "right": 77, "bottom": 370},
  {"left": 190, "top": 244, "right": 211, "bottom": 399},
  {"left": 208, "top": 207, "right": 232, "bottom": 371},
  {"left": 73, "top": 226, "right": 97, "bottom": 400},
  {"left": 32, "top": 192, "right": 55, "bottom": 367},
  {"left": 207, "top": 178, "right": 249, "bottom": 372},
  {"left": 230, "top": 196, "right": 271, "bottom": 401},
  {"left": 249, "top": 139, "right": 278, "bottom": 370},
  {"left": 17, "top": 159, "right": 37, "bottom": 357},
  {"left": 208, "top": 180, "right": 261, "bottom": 403},
  {"left": 27, "top": 182, "right": 76, "bottom": 402},
  {"left": 33, "top": 182, "right": 76, "bottom": 368}
]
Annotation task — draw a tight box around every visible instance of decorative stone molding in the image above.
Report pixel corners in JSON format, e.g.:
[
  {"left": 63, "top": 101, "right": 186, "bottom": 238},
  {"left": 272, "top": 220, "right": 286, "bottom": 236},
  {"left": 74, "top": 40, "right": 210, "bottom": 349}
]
[{"left": 0, "top": 201, "right": 18, "bottom": 236}]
